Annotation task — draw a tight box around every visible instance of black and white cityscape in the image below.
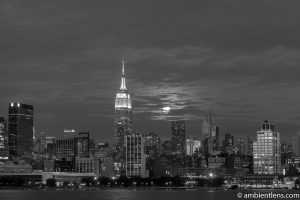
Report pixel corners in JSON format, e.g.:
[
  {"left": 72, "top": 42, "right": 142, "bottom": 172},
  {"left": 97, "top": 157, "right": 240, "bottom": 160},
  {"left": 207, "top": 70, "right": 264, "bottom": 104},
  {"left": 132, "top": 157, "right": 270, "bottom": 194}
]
[
  {"left": 1, "top": 1, "right": 300, "bottom": 199},
  {"left": 0, "top": 60, "right": 300, "bottom": 190}
]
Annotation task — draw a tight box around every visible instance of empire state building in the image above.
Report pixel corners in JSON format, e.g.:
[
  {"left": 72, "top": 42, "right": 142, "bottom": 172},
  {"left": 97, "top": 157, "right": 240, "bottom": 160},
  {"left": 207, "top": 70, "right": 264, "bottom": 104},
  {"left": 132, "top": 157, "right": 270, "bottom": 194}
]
[{"left": 114, "top": 61, "right": 132, "bottom": 154}]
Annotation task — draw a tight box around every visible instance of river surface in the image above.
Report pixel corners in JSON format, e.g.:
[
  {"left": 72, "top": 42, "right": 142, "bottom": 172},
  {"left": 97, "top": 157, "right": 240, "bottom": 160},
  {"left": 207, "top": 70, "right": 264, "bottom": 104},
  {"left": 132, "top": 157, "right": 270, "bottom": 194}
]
[{"left": 0, "top": 189, "right": 299, "bottom": 200}]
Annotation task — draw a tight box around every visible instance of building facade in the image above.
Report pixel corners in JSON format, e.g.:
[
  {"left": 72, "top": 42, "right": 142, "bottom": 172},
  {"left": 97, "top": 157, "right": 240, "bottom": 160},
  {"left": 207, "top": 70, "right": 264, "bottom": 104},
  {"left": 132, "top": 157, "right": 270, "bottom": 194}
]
[
  {"left": 202, "top": 115, "right": 219, "bottom": 155},
  {"left": 0, "top": 161, "right": 32, "bottom": 173},
  {"left": 208, "top": 157, "right": 226, "bottom": 169},
  {"left": 237, "top": 136, "right": 245, "bottom": 155},
  {"left": 186, "top": 138, "right": 201, "bottom": 156},
  {"left": 75, "top": 132, "right": 89, "bottom": 158},
  {"left": 145, "top": 132, "right": 160, "bottom": 157},
  {"left": 247, "top": 136, "right": 253, "bottom": 156},
  {"left": 100, "top": 157, "right": 115, "bottom": 178},
  {"left": 75, "top": 156, "right": 100, "bottom": 176},
  {"left": 8, "top": 103, "right": 34, "bottom": 157},
  {"left": 223, "top": 133, "right": 234, "bottom": 154},
  {"left": 0, "top": 117, "right": 8, "bottom": 160},
  {"left": 253, "top": 120, "right": 281, "bottom": 174},
  {"left": 94, "top": 142, "right": 110, "bottom": 160},
  {"left": 292, "top": 132, "right": 300, "bottom": 157},
  {"left": 125, "top": 132, "right": 147, "bottom": 177},
  {"left": 114, "top": 61, "right": 132, "bottom": 155},
  {"left": 171, "top": 121, "right": 186, "bottom": 155},
  {"left": 45, "top": 136, "right": 56, "bottom": 156},
  {"left": 56, "top": 138, "right": 75, "bottom": 161}
]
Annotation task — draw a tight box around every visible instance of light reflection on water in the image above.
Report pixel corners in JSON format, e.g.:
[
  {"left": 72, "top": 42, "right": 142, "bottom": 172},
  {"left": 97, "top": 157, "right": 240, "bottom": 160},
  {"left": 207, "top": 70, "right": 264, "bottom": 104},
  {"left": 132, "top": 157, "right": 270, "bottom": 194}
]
[
  {"left": 0, "top": 189, "right": 221, "bottom": 200},
  {"left": 0, "top": 189, "right": 299, "bottom": 200}
]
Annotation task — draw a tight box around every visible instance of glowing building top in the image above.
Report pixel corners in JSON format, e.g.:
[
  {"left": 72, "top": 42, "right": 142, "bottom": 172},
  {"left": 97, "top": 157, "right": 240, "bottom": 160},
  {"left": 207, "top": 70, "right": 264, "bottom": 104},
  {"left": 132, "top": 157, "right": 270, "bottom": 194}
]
[{"left": 115, "top": 60, "right": 132, "bottom": 109}]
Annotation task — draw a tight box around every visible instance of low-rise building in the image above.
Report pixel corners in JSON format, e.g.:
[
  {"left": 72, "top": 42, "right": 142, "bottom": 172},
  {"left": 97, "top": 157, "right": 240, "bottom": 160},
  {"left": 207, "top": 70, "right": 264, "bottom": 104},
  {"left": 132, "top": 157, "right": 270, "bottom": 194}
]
[
  {"left": 0, "top": 161, "right": 32, "bottom": 173},
  {"left": 75, "top": 156, "right": 100, "bottom": 177},
  {"left": 208, "top": 157, "right": 225, "bottom": 169}
]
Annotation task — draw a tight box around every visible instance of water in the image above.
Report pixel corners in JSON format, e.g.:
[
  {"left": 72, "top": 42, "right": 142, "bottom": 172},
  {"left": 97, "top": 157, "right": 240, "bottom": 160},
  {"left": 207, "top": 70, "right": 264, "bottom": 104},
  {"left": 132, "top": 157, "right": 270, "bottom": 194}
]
[{"left": 0, "top": 189, "right": 299, "bottom": 200}]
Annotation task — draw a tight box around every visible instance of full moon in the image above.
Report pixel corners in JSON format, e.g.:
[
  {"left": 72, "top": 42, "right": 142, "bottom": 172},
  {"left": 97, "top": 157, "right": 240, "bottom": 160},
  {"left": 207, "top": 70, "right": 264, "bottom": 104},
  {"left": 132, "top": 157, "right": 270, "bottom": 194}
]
[{"left": 162, "top": 106, "right": 171, "bottom": 113}]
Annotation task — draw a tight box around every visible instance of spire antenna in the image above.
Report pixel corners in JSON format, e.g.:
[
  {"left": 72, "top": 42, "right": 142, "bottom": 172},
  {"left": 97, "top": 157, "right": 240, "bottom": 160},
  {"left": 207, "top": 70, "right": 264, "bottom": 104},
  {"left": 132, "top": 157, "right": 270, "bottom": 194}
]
[
  {"left": 120, "top": 60, "right": 127, "bottom": 90},
  {"left": 122, "top": 60, "right": 125, "bottom": 76}
]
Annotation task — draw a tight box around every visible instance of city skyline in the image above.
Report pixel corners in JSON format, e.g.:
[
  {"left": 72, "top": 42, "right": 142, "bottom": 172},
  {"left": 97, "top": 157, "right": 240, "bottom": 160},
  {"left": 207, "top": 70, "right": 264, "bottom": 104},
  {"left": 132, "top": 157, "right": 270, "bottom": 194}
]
[{"left": 1, "top": 1, "right": 300, "bottom": 142}]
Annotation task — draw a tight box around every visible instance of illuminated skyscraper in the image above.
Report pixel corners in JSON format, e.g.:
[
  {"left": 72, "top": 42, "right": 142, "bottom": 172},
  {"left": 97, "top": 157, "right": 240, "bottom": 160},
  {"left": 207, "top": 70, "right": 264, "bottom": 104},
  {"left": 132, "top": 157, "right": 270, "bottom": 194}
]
[
  {"left": 114, "top": 61, "right": 132, "bottom": 154},
  {"left": 0, "top": 117, "right": 8, "bottom": 160},
  {"left": 171, "top": 121, "right": 185, "bottom": 155},
  {"left": 253, "top": 120, "right": 281, "bottom": 174},
  {"left": 125, "top": 132, "right": 147, "bottom": 177},
  {"left": 8, "top": 103, "right": 34, "bottom": 157}
]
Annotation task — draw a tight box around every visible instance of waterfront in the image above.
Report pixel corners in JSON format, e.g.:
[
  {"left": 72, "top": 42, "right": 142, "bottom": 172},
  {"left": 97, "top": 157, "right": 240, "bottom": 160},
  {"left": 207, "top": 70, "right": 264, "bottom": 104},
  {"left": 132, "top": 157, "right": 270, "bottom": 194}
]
[{"left": 0, "top": 189, "right": 300, "bottom": 200}]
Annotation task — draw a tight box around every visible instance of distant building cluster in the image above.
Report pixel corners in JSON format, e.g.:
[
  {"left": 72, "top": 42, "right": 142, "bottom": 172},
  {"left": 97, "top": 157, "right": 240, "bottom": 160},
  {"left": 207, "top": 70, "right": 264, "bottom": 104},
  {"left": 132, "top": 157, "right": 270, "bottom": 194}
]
[{"left": 0, "top": 61, "right": 299, "bottom": 188}]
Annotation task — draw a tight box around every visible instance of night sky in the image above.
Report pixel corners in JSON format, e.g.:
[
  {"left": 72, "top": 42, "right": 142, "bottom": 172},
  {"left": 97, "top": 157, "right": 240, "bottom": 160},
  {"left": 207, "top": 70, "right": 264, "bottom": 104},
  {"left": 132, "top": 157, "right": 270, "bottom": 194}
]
[{"left": 1, "top": 0, "right": 300, "bottom": 143}]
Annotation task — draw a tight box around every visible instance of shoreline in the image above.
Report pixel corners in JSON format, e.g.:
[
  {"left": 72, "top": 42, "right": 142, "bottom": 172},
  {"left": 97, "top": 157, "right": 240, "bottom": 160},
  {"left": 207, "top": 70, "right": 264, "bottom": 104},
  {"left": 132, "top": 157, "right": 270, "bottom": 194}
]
[{"left": 0, "top": 186, "right": 298, "bottom": 191}]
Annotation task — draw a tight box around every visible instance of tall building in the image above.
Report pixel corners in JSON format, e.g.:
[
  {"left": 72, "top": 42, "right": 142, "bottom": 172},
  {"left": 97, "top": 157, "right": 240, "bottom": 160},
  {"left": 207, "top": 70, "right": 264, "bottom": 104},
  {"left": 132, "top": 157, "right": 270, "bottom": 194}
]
[
  {"left": 125, "top": 132, "right": 147, "bottom": 177},
  {"left": 114, "top": 61, "right": 132, "bottom": 155},
  {"left": 222, "top": 133, "right": 234, "bottom": 154},
  {"left": 8, "top": 103, "right": 34, "bottom": 157},
  {"left": 281, "top": 142, "right": 293, "bottom": 165},
  {"left": 56, "top": 138, "right": 75, "bottom": 161},
  {"left": 247, "top": 136, "right": 253, "bottom": 156},
  {"left": 171, "top": 121, "right": 186, "bottom": 155},
  {"left": 75, "top": 132, "right": 89, "bottom": 158},
  {"left": 0, "top": 117, "right": 8, "bottom": 159},
  {"left": 237, "top": 136, "right": 245, "bottom": 155},
  {"left": 253, "top": 120, "right": 281, "bottom": 174},
  {"left": 89, "top": 139, "right": 96, "bottom": 156},
  {"left": 144, "top": 132, "right": 160, "bottom": 157},
  {"left": 45, "top": 136, "right": 56, "bottom": 156},
  {"left": 186, "top": 138, "right": 201, "bottom": 156},
  {"left": 34, "top": 131, "right": 46, "bottom": 154},
  {"left": 202, "top": 114, "right": 219, "bottom": 155}
]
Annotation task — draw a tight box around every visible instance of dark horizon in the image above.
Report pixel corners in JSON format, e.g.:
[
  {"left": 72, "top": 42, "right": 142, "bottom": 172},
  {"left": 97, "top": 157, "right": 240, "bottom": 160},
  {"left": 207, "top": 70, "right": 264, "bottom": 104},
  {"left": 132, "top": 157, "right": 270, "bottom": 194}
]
[{"left": 0, "top": 0, "right": 300, "bottom": 144}]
